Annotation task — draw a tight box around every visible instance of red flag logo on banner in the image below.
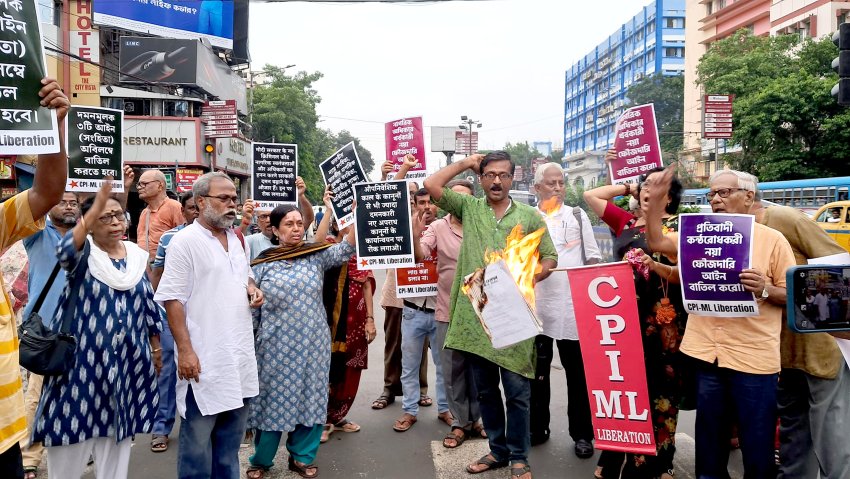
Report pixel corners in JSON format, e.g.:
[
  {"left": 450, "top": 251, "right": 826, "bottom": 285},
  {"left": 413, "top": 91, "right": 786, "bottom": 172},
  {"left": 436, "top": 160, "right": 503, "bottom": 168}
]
[{"left": 566, "top": 262, "right": 656, "bottom": 455}]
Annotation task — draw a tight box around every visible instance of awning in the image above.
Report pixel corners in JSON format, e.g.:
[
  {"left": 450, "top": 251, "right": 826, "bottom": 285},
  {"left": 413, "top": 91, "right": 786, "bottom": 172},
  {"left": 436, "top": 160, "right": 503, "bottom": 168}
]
[{"left": 100, "top": 85, "right": 204, "bottom": 103}]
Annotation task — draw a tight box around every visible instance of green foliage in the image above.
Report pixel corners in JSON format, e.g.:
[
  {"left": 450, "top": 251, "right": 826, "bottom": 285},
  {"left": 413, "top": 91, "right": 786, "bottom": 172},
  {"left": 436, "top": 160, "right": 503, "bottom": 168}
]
[
  {"left": 251, "top": 65, "right": 374, "bottom": 203},
  {"left": 563, "top": 182, "right": 600, "bottom": 225},
  {"left": 626, "top": 73, "right": 685, "bottom": 153},
  {"left": 696, "top": 31, "right": 850, "bottom": 181}
]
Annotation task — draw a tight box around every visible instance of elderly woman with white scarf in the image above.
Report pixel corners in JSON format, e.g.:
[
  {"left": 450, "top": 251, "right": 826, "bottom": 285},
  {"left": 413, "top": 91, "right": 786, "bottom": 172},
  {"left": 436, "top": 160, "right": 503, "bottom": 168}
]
[{"left": 32, "top": 180, "right": 162, "bottom": 479}]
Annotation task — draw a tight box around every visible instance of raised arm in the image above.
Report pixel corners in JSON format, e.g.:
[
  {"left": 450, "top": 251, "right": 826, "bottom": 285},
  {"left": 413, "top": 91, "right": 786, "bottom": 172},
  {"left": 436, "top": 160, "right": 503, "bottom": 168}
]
[
  {"left": 315, "top": 188, "right": 334, "bottom": 241},
  {"left": 296, "top": 176, "right": 315, "bottom": 228},
  {"left": 117, "top": 165, "right": 135, "bottom": 210},
  {"left": 28, "top": 78, "right": 71, "bottom": 219},
  {"left": 642, "top": 167, "right": 679, "bottom": 260},
  {"left": 392, "top": 154, "right": 419, "bottom": 180},
  {"left": 424, "top": 154, "right": 483, "bottom": 202},
  {"left": 71, "top": 179, "right": 112, "bottom": 251}
]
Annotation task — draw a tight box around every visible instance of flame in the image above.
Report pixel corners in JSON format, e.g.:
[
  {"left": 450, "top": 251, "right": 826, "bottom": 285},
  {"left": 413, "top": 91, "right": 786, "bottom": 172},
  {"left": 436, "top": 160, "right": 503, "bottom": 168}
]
[
  {"left": 484, "top": 224, "right": 546, "bottom": 308},
  {"left": 539, "top": 196, "right": 562, "bottom": 216}
]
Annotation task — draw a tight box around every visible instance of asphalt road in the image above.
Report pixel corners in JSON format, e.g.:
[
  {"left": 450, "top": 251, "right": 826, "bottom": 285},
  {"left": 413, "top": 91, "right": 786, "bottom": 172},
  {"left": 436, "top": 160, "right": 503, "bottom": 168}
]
[{"left": 34, "top": 270, "right": 744, "bottom": 478}]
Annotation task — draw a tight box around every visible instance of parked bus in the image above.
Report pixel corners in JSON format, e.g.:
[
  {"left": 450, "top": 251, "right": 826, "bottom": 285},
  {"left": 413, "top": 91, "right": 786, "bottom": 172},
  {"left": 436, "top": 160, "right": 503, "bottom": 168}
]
[{"left": 683, "top": 176, "right": 850, "bottom": 214}]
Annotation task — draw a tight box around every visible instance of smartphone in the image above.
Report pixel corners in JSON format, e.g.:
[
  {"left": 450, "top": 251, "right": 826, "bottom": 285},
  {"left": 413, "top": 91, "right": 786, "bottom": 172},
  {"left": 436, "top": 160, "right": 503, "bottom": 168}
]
[{"left": 787, "top": 265, "right": 850, "bottom": 333}]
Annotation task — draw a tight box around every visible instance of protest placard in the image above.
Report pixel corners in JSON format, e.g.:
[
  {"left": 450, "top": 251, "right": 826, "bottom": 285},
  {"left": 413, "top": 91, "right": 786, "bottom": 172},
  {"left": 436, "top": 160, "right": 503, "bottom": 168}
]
[
  {"left": 678, "top": 213, "right": 758, "bottom": 317},
  {"left": 385, "top": 116, "right": 426, "bottom": 179},
  {"left": 611, "top": 104, "right": 663, "bottom": 185},
  {"left": 251, "top": 142, "right": 297, "bottom": 210},
  {"left": 177, "top": 168, "right": 203, "bottom": 193},
  {"left": 353, "top": 180, "right": 415, "bottom": 270},
  {"left": 66, "top": 106, "right": 123, "bottom": 192},
  {"left": 0, "top": 0, "right": 59, "bottom": 155},
  {"left": 321, "top": 142, "right": 368, "bottom": 230},
  {"left": 566, "top": 262, "right": 656, "bottom": 455},
  {"left": 396, "top": 257, "right": 438, "bottom": 298}
]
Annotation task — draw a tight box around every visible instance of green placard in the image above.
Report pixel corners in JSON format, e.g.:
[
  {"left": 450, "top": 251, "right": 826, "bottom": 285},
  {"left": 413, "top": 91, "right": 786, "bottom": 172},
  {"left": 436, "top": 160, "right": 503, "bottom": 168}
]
[{"left": 66, "top": 106, "right": 123, "bottom": 192}]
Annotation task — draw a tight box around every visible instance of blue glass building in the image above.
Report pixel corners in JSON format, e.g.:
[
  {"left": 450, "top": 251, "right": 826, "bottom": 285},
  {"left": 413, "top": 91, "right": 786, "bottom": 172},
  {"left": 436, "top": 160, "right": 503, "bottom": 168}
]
[{"left": 563, "top": 0, "right": 686, "bottom": 155}]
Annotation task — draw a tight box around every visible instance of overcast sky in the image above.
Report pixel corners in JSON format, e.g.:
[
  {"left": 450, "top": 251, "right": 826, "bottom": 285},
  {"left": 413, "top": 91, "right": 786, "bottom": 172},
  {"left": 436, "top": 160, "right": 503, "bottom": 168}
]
[{"left": 249, "top": 0, "right": 642, "bottom": 177}]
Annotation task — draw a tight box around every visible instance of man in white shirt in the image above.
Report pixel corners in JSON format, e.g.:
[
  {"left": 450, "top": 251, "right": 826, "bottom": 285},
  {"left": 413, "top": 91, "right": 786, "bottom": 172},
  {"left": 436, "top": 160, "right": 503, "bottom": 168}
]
[
  {"left": 530, "top": 163, "right": 601, "bottom": 459},
  {"left": 815, "top": 289, "right": 831, "bottom": 322},
  {"left": 155, "top": 172, "right": 264, "bottom": 479}
]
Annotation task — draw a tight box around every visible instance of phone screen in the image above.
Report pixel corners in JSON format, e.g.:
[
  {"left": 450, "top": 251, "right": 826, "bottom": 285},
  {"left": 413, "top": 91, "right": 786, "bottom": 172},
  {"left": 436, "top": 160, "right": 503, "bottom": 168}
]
[{"left": 789, "top": 266, "right": 850, "bottom": 332}]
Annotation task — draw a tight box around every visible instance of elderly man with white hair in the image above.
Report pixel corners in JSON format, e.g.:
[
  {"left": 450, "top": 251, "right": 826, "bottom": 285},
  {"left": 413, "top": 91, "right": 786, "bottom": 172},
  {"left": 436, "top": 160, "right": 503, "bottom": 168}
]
[
  {"left": 529, "top": 162, "right": 601, "bottom": 457},
  {"left": 643, "top": 168, "right": 796, "bottom": 479}
]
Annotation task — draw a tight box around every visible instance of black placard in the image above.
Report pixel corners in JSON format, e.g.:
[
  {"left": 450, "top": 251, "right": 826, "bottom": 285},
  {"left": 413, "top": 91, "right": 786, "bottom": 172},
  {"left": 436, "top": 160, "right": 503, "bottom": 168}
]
[
  {"left": 353, "top": 180, "right": 415, "bottom": 270},
  {"left": 66, "top": 106, "right": 123, "bottom": 192},
  {"left": 320, "top": 141, "right": 367, "bottom": 230},
  {"left": 251, "top": 142, "right": 298, "bottom": 209}
]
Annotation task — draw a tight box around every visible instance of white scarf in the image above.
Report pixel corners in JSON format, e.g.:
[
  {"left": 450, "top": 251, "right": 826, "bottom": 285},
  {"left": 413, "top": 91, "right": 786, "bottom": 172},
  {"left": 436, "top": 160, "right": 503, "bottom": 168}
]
[{"left": 86, "top": 236, "right": 149, "bottom": 291}]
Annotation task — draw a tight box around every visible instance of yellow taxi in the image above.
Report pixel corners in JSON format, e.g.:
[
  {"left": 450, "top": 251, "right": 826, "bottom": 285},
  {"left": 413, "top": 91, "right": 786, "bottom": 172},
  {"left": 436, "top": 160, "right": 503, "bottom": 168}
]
[{"left": 813, "top": 201, "right": 850, "bottom": 252}]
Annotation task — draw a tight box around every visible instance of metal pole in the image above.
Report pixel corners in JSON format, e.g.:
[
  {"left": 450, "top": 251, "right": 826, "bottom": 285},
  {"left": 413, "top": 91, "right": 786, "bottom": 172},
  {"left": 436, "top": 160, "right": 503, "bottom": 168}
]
[{"left": 714, "top": 138, "right": 719, "bottom": 173}]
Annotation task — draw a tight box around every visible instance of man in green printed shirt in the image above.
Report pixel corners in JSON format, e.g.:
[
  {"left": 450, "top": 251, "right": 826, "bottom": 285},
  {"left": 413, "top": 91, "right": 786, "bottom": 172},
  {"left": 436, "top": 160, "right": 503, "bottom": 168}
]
[{"left": 424, "top": 151, "right": 558, "bottom": 479}]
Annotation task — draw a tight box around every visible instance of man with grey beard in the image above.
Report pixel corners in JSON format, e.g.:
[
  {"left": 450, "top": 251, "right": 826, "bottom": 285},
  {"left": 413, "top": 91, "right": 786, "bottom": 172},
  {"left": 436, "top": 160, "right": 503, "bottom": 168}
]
[{"left": 155, "top": 172, "right": 264, "bottom": 479}]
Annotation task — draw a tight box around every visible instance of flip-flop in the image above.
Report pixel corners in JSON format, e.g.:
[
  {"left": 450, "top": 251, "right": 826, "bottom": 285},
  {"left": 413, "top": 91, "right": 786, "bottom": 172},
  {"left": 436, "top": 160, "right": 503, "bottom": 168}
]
[
  {"left": 288, "top": 456, "right": 318, "bottom": 478},
  {"left": 23, "top": 466, "right": 37, "bottom": 479},
  {"left": 393, "top": 413, "right": 417, "bottom": 432},
  {"left": 437, "top": 411, "right": 454, "bottom": 426},
  {"left": 150, "top": 434, "right": 168, "bottom": 453},
  {"left": 510, "top": 463, "right": 532, "bottom": 478},
  {"left": 334, "top": 419, "right": 361, "bottom": 433},
  {"left": 371, "top": 395, "right": 394, "bottom": 410},
  {"left": 246, "top": 466, "right": 266, "bottom": 479},
  {"left": 320, "top": 423, "right": 334, "bottom": 443},
  {"left": 466, "top": 453, "right": 508, "bottom": 474},
  {"left": 419, "top": 395, "right": 433, "bottom": 407}
]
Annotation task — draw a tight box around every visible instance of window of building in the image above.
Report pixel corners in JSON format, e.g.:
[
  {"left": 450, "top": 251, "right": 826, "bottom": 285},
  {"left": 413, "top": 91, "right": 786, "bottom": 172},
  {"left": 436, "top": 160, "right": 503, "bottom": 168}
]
[
  {"left": 707, "top": 2, "right": 713, "bottom": 15},
  {"left": 665, "top": 18, "right": 685, "bottom": 28},
  {"left": 647, "top": 22, "right": 656, "bottom": 34},
  {"left": 164, "top": 100, "right": 189, "bottom": 117},
  {"left": 39, "top": 1, "right": 60, "bottom": 26},
  {"left": 647, "top": 50, "right": 655, "bottom": 62},
  {"left": 664, "top": 47, "right": 683, "bottom": 58}
]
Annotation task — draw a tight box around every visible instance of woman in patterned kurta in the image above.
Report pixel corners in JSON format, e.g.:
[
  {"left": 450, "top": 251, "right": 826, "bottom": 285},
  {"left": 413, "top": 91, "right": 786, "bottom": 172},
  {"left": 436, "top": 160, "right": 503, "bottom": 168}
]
[
  {"left": 586, "top": 169, "right": 692, "bottom": 479},
  {"left": 32, "top": 188, "right": 162, "bottom": 479},
  {"left": 247, "top": 204, "right": 356, "bottom": 479}
]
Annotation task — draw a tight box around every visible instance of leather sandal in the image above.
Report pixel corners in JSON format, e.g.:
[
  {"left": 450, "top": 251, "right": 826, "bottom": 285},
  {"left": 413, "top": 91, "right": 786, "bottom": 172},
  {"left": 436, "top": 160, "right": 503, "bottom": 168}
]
[
  {"left": 371, "top": 395, "right": 394, "bottom": 410},
  {"left": 245, "top": 466, "right": 266, "bottom": 479},
  {"left": 393, "top": 412, "right": 417, "bottom": 432},
  {"left": 510, "top": 463, "right": 532, "bottom": 478},
  {"left": 288, "top": 456, "right": 318, "bottom": 478},
  {"left": 442, "top": 427, "right": 467, "bottom": 448},
  {"left": 437, "top": 411, "right": 454, "bottom": 426},
  {"left": 150, "top": 434, "right": 168, "bottom": 453}
]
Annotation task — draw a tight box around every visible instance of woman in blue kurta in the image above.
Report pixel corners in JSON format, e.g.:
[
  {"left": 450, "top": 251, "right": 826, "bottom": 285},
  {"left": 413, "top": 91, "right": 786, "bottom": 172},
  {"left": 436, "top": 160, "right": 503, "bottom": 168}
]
[
  {"left": 247, "top": 204, "right": 356, "bottom": 479},
  {"left": 33, "top": 182, "right": 162, "bottom": 479}
]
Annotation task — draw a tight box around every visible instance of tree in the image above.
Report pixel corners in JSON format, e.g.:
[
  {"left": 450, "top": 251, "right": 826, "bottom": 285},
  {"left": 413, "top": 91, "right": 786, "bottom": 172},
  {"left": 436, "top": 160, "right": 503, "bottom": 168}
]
[
  {"left": 251, "top": 65, "right": 374, "bottom": 202},
  {"left": 696, "top": 31, "right": 850, "bottom": 181},
  {"left": 626, "top": 73, "right": 685, "bottom": 153}
]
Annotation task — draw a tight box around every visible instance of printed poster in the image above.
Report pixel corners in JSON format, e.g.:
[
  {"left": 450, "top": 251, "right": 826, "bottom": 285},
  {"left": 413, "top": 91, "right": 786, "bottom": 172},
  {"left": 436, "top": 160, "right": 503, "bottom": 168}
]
[
  {"left": 567, "top": 262, "right": 656, "bottom": 455},
  {"left": 353, "top": 180, "right": 415, "bottom": 270},
  {"left": 251, "top": 142, "right": 297, "bottom": 210},
  {"left": 678, "top": 213, "right": 758, "bottom": 317},
  {"left": 320, "top": 141, "right": 368, "bottom": 230},
  {"left": 611, "top": 104, "right": 663, "bottom": 185},
  {"left": 396, "top": 257, "right": 438, "bottom": 298},
  {"left": 0, "top": 0, "right": 59, "bottom": 155},
  {"left": 385, "top": 116, "right": 426, "bottom": 179},
  {"left": 66, "top": 106, "right": 123, "bottom": 192}
]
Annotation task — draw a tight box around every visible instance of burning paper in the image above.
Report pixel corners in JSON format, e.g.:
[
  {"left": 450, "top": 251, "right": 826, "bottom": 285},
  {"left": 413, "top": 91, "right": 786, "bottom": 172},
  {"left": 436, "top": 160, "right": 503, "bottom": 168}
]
[{"left": 462, "top": 224, "right": 546, "bottom": 349}]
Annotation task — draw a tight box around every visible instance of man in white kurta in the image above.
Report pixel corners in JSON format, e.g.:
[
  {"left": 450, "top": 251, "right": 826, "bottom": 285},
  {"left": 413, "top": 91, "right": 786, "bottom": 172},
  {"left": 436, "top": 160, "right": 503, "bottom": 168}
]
[
  {"left": 155, "top": 172, "right": 261, "bottom": 479},
  {"left": 530, "top": 162, "right": 601, "bottom": 458}
]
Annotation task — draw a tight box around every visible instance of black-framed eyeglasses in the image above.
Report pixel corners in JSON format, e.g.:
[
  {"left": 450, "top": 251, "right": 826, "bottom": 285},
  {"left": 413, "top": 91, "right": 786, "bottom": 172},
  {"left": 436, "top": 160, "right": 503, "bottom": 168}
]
[
  {"left": 481, "top": 172, "right": 512, "bottom": 181},
  {"left": 203, "top": 194, "right": 239, "bottom": 204},
  {"left": 59, "top": 200, "right": 79, "bottom": 208},
  {"left": 257, "top": 213, "right": 271, "bottom": 220},
  {"left": 137, "top": 180, "right": 162, "bottom": 189},
  {"left": 705, "top": 188, "right": 747, "bottom": 200},
  {"left": 97, "top": 212, "right": 126, "bottom": 224}
]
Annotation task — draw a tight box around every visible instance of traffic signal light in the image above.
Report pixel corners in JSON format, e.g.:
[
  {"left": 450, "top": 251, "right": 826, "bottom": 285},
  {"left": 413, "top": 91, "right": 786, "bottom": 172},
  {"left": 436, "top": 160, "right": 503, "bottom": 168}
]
[{"left": 832, "top": 23, "right": 850, "bottom": 105}]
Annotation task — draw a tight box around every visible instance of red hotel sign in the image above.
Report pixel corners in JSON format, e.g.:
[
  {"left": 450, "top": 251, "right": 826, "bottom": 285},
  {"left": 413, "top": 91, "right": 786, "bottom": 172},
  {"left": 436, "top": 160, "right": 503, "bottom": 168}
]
[
  {"left": 703, "top": 95, "right": 734, "bottom": 139},
  {"left": 566, "top": 262, "right": 656, "bottom": 455}
]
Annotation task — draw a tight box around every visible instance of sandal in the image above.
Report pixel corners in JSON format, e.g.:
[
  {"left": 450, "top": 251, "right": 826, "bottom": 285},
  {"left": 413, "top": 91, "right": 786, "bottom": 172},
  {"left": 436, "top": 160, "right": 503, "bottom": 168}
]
[
  {"left": 466, "top": 453, "right": 508, "bottom": 474},
  {"left": 437, "top": 411, "right": 454, "bottom": 426},
  {"left": 23, "top": 466, "right": 37, "bottom": 479},
  {"left": 334, "top": 419, "right": 361, "bottom": 433},
  {"left": 150, "top": 434, "right": 168, "bottom": 453},
  {"left": 371, "top": 395, "right": 394, "bottom": 410},
  {"left": 510, "top": 462, "right": 532, "bottom": 478},
  {"left": 246, "top": 466, "right": 266, "bottom": 479},
  {"left": 442, "top": 428, "right": 467, "bottom": 449},
  {"left": 393, "top": 413, "right": 417, "bottom": 432},
  {"left": 418, "top": 394, "right": 433, "bottom": 407},
  {"left": 320, "top": 424, "right": 334, "bottom": 443},
  {"left": 288, "top": 456, "right": 319, "bottom": 478},
  {"left": 472, "top": 423, "right": 488, "bottom": 439}
]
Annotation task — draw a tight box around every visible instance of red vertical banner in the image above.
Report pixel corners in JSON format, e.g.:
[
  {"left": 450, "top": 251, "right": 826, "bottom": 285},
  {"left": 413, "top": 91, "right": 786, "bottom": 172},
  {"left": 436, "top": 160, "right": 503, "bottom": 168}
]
[
  {"left": 566, "top": 262, "right": 656, "bottom": 455},
  {"left": 385, "top": 116, "right": 426, "bottom": 180}
]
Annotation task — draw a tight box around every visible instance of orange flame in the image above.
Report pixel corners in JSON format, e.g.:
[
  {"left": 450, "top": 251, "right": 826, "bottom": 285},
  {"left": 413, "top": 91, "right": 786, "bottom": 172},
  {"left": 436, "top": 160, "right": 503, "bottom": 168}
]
[
  {"left": 539, "top": 196, "right": 562, "bottom": 216},
  {"left": 484, "top": 224, "right": 546, "bottom": 308}
]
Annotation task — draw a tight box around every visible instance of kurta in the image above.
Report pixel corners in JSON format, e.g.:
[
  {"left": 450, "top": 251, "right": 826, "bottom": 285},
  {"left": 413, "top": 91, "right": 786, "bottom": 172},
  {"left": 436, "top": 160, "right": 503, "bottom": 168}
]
[
  {"left": 248, "top": 241, "right": 355, "bottom": 432},
  {"left": 34, "top": 233, "right": 161, "bottom": 446},
  {"left": 435, "top": 187, "right": 558, "bottom": 378}
]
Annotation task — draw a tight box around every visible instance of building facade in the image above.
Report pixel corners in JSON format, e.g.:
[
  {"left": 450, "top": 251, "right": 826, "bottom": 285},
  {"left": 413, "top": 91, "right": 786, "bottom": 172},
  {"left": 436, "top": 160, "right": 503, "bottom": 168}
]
[{"left": 563, "top": 0, "right": 686, "bottom": 156}]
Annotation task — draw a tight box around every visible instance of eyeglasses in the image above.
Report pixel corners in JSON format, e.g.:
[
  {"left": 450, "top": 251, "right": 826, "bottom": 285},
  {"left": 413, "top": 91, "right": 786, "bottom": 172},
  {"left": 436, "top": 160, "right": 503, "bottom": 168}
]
[
  {"left": 481, "top": 172, "right": 512, "bottom": 181},
  {"left": 705, "top": 188, "right": 748, "bottom": 200},
  {"left": 137, "top": 180, "right": 160, "bottom": 189},
  {"left": 97, "top": 212, "right": 126, "bottom": 224},
  {"left": 203, "top": 194, "right": 239, "bottom": 204},
  {"left": 257, "top": 214, "right": 271, "bottom": 220},
  {"left": 59, "top": 200, "right": 79, "bottom": 208}
]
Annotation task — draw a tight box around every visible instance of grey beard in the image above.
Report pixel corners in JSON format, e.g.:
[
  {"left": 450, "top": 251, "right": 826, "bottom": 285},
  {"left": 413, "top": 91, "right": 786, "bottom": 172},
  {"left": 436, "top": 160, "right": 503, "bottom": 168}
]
[{"left": 202, "top": 208, "right": 234, "bottom": 229}]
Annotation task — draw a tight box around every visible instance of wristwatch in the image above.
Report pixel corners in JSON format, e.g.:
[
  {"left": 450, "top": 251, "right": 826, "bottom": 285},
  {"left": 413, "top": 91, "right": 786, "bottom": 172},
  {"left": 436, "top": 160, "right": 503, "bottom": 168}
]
[{"left": 761, "top": 287, "right": 769, "bottom": 299}]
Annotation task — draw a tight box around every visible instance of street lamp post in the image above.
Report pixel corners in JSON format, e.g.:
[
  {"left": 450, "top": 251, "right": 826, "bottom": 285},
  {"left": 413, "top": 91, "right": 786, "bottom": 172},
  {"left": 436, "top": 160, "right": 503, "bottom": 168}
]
[{"left": 458, "top": 115, "right": 482, "bottom": 157}]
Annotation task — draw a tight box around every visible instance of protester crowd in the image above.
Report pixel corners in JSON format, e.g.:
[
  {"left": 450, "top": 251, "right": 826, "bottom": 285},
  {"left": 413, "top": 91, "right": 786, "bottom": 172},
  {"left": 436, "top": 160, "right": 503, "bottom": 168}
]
[{"left": 0, "top": 83, "right": 848, "bottom": 479}]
